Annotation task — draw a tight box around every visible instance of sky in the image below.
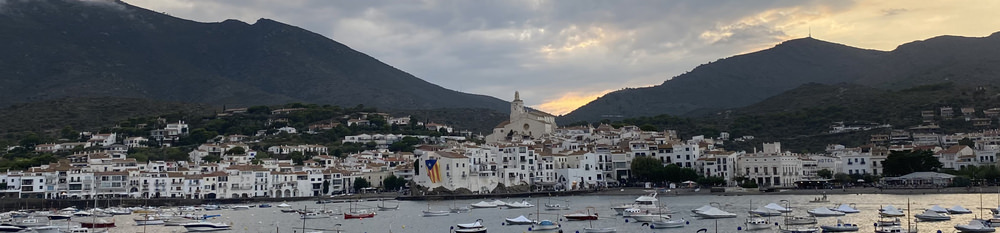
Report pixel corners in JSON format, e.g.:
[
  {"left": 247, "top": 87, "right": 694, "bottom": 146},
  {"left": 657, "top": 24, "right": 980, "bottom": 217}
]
[{"left": 125, "top": 0, "right": 1000, "bottom": 115}]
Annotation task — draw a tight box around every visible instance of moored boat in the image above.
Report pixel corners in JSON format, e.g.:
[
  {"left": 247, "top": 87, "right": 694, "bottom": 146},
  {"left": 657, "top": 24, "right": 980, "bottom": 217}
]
[
  {"left": 819, "top": 218, "right": 859, "bottom": 232},
  {"left": 422, "top": 210, "right": 450, "bottom": 217},
  {"left": 807, "top": 207, "right": 845, "bottom": 217},
  {"left": 957, "top": 219, "right": 996, "bottom": 233},
  {"left": 181, "top": 222, "right": 232, "bottom": 232},
  {"left": 505, "top": 215, "right": 536, "bottom": 225},
  {"left": 914, "top": 209, "right": 950, "bottom": 221}
]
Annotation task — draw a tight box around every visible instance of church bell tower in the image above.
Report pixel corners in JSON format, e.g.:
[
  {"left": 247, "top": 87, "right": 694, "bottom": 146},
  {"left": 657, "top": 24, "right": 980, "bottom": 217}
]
[{"left": 510, "top": 91, "right": 525, "bottom": 121}]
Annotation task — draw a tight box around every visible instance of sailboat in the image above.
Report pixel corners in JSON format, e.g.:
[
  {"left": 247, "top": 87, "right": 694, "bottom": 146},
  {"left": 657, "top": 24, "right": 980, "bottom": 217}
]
[
  {"left": 876, "top": 199, "right": 916, "bottom": 233},
  {"left": 343, "top": 200, "right": 376, "bottom": 219},
  {"left": 377, "top": 199, "right": 399, "bottom": 211},
  {"left": 581, "top": 207, "right": 615, "bottom": 233},
  {"left": 744, "top": 200, "right": 773, "bottom": 231},
  {"left": 778, "top": 200, "right": 821, "bottom": 233},
  {"left": 530, "top": 199, "right": 562, "bottom": 233}
]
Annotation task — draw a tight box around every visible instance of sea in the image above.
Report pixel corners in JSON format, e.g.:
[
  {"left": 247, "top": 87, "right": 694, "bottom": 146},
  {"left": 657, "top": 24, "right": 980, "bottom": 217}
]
[{"left": 69, "top": 191, "right": 1000, "bottom": 233}]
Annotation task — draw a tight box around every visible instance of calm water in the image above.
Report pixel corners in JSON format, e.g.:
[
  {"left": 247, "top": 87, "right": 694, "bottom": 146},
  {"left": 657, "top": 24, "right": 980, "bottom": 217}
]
[{"left": 95, "top": 191, "right": 1000, "bottom": 233}]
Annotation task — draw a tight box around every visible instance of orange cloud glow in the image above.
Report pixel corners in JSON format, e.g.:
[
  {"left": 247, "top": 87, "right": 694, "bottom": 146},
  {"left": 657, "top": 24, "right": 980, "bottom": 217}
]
[{"left": 533, "top": 89, "right": 615, "bottom": 116}]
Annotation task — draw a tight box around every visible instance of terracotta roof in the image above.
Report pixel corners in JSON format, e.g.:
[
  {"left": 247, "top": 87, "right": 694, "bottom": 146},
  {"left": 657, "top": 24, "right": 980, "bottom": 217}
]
[{"left": 436, "top": 151, "right": 467, "bottom": 159}]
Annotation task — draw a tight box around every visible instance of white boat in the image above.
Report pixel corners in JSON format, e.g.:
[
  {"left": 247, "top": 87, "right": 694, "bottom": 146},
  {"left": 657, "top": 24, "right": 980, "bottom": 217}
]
[
  {"left": 880, "top": 205, "right": 905, "bottom": 217},
  {"left": 949, "top": 205, "right": 974, "bottom": 214},
  {"left": 629, "top": 213, "right": 670, "bottom": 222},
  {"left": 11, "top": 217, "right": 49, "bottom": 227},
  {"left": 611, "top": 193, "right": 659, "bottom": 214},
  {"left": 163, "top": 217, "right": 198, "bottom": 226},
  {"left": 743, "top": 216, "right": 773, "bottom": 230},
  {"left": 28, "top": 225, "right": 60, "bottom": 233},
  {"left": 779, "top": 226, "right": 822, "bottom": 233},
  {"left": 134, "top": 216, "right": 165, "bottom": 225},
  {"left": 506, "top": 200, "right": 535, "bottom": 208},
  {"left": 641, "top": 217, "right": 685, "bottom": 229},
  {"left": 277, "top": 203, "right": 292, "bottom": 208},
  {"left": 914, "top": 209, "right": 950, "bottom": 221},
  {"left": 505, "top": 215, "right": 536, "bottom": 225},
  {"left": 450, "top": 206, "right": 471, "bottom": 213},
  {"left": 807, "top": 207, "right": 845, "bottom": 217},
  {"left": 809, "top": 194, "right": 829, "bottom": 203},
  {"left": 877, "top": 217, "right": 901, "bottom": 226},
  {"left": 457, "top": 219, "right": 484, "bottom": 229},
  {"left": 583, "top": 227, "right": 616, "bottom": 233},
  {"left": 819, "top": 219, "right": 859, "bottom": 232},
  {"left": 785, "top": 216, "right": 817, "bottom": 225},
  {"left": 300, "top": 212, "right": 327, "bottom": 219},
  {"left": 531, "top": 220, "right": 561, "bottom": 232},
  {"left": 764, "top": 203, "right": 793, "bottom": 213},
  {"left": 454, "top": 226, "right": 487, "bottom": 233},
  {"left": 181, "top": 222, "right": 232, "bottom": 232},
  {"left": 749, "top": 206, "right": 783, "bottom": 216},
  {"left": 875, "top": 225, "right": 917, "bottom": 233},
  {"left": 0, "top": 226, "right": 22, "bottom": 233},
  {"left": 830, "top": 203, "right": 860, "bottom": 214},
  {"left": 231, "top": 205, "right": 251, "bottom": 210},
  {"left": 544, "top": 203, "right": 569, "bottom": 210},
  {"left": 694, "top": 207, "right": 737, "bottom": 218},
  {"left": 61, "top": 227, "right": 108, "bottom": 233},
  {"left": 422, "top": 210, "right": 450, "bottom": 217},
  {"left": 957, "top": 219, "right": 997, "bottom": 232},
  {"left": 470, "top": 201, "right": 498, "bottom": 208},
  {"left": 692, "top": 205, "right": 713, "bottom": 214},
  {"left": 927, "top": 205, "right": 949, "bottom": 213}
]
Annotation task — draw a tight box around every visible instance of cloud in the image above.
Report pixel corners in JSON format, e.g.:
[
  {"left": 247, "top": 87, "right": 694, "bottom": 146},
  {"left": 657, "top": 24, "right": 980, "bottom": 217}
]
[
  {"left": 881, "top": 8, "right": 907, "bottom": 16},
  {"left": 533, "top": 89, "right": 615, "bottom": 116}
]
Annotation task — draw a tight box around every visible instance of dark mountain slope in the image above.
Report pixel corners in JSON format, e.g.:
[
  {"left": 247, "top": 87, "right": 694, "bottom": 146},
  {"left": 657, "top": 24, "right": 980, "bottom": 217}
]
[{"left": 0, "top": 0, "right": 509, "bottom": 112}]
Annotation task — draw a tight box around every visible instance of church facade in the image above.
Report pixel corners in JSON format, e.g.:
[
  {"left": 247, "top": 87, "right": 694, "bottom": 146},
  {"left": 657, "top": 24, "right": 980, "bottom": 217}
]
[{"left": 485, "top": 92, "right": 558, "bottom": 143}]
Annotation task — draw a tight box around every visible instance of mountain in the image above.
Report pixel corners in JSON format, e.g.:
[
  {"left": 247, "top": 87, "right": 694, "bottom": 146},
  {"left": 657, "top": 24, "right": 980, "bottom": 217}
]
[
  {"left": 0, "top": 0, "right": 509, "bottom": 112},
  {"left": 561, "top": 32, "right": 1000, "bottom": 123},
  {"left": 0, "top": 97, "right": 214, "bottom": 135}
]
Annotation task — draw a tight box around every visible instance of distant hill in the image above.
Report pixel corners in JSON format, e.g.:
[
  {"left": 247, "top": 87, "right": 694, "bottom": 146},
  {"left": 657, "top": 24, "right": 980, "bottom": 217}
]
[
  {"left": 0, "top": 0, "right": 509, "bottom": 112},
  {"left": 0, "top": 97, "right": 215, "bottom": 135},
  {"left": 561, "top": 32, "right": 1000, "bottom": 123}
]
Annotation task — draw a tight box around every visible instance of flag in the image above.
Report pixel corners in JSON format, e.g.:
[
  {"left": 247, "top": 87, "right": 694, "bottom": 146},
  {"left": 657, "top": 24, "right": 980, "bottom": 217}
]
[{"left": 425, "top": 159, "right": 441, "bottom": 183}]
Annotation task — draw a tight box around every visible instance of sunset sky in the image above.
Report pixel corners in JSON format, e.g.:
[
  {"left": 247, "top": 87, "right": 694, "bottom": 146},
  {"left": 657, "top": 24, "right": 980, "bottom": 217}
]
[{"left": 126, "top": 0, "right": 1000, "bottom": 115}]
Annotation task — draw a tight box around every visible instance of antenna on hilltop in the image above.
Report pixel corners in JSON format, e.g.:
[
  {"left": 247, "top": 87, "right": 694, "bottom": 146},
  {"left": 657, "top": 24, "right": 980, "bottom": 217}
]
[{"left": 808, "top": 26, "right": 812, "bottom": 38}]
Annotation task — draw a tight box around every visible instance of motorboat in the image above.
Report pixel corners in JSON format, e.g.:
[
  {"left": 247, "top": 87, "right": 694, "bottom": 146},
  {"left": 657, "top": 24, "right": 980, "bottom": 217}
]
[
  {"left": 807, "top": 207, "right": 845, "bottom": 217},
  {"left": 277, "top": 203, "right": 292, "bottom": 208},
  {"left": 505, "top": 215, "right": 536, "bottom": 225},
  {"left": 957, "top": 219, "right": 996, "bottom": 232},
  {"left": 280, "top": 209, "right": 299, "bottom": 213},
  {"left": 300, "top": 212, "right": 327, "bottom": 219},
  {"left": 454, "top": 226, "right": 487, "bottom": 233},
  {"left": 914, "top": 209, "right": 951, "bottom": 221},
  {"left": 564, "top": 211, "right": 598, "bottom": 221},
  {"left": 27, "top": 225, "right": 59, "bottom": 233},
  {"left": 344, "top": 211, "right": 376, "bottom": 219},
  {"left": 231, "top": 205, "right": 251, "bottom": 210},
  {"left": 779, "top": 226, "right": 822, "bottom": 233},
  {"left": 642, "top": 217, "right": 686, "bottom": 229},
  {"left": 629, "top": 212, "right": 670, "bottom": 222},
  {"left": 79, "top": 218, "right": 115, "bottom": 228},
  {"left": 693, "top": 207, "right": 737, "bottom": 219},
  {"left": 531, "top": 219, "right": 561, "bottom": 232},
  {"left": 544, "top": 203, "right": 569, "bottom": 210},
  {"left": 47, "top": 213, "right": 72, "bottom": 220},
  {"left": 134, "top": 215, "right": 165, "bottom": 225},
  {"left": 927, "top": 205, "right": 949, "bottom": 213},
  {"left": 785, "top": 216, "right": 817, "bottom": 225},
  {"left": 0, "top": 225, "right": 22, "bottom": 233},
  {"left": 875, "top": 225, "right": 917, "bottom": 233},
  {"left": 880, "top": 205, "right": 905, "bottom": 217},
  {"left": 763, "top": 203, "right": 793, "bottom": 213},
  {"left": 692, "top": 205, "right": 714, "bottom": 214},
  {"left": 258, "top": 204, "right": 272, "bottom": 208},
  {"left": 422, "top": 210, "right": 450, "bottom": 217},
  {"left": 457, "top": 219, "right": 484, "bottom": 229},
  {"left": 743, "top": 216, "right": 773, "bottom": 231},
  {"left": 450, "top": 206, "right": 471, "bottom": 213},
  {"left": 506, "top": 200, "right": 535, "bottom": 208},
  {"left": 181, "top": 222, "right": 232, "bottom": 232},
  {"left": 62, "top": 227, "right": 108, "bottom": 233},
  {"left": 877, "top": 217, "right": 901, "bottom": 226},
  {"left": 72, "top": 211, "right": 92, "bottom": 217},
  {"left": 611, "top": 193, "right": 659, "bottom": 214},
  {"left": 10, "top": 217, "right": 48, "bottom": 228},
  {"left": 104, "top": 208, "right": 132, "bottom": 215},
  {"left": 163, "top": 217, "right": 198, "bottom": 226},
  {"left": 470, "top": 201, "right": 498, "bottom": 208},
  {"left": 583, "top": 227, "right": 616, "bottom": 233},
  {"left": 749, "top": 206, "right": 783, "bottom": 216},
  {"left": 950, "top": 205, "right": 973, "bottom": 214},
  {"left": 819, "top": 218, "right": 859, "bottom": 232},
  {"left": 830, "top": 203, "right": 860, "bottom": 213}
]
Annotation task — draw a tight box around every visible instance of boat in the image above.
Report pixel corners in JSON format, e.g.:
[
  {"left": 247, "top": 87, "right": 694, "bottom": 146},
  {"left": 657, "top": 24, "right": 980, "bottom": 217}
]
[
  {"left": 181, "top": 222, "right": 232, "bottom": 232},
  {"left": 79, "top": 218, "right": 115, "bottom": 228},
  {"left": 583, "top": 227, "right": 616, "bottom": 233},
  {"left": 422, "top": 210, "right": 450, "bottom": 217},
  {"left": 531, "top": 219, "right": 561, "bottom": 232},
  {"left": 819, "top": 218, "right": 859, "bottom": 232},
  {"left": 630, "top": 212, "right": 671, "bottom": 222},
  {"left": 231, "top": 205, "right": 251, "bottom": 210},
  {"left": 10, "top": 217, "right": 48, "bottom": 228},
  {"left": 0, "top": 226, "right": 22, "bottom": 233},
  {"left": 880, "top": 205, "right": 905, "bottom": 217},
  {"left": 457, "top": 219, "right": 484, "bottom": 229},
  {"left": 927, "top": 205, "right": 949, "bottom": 213},
  {"left": 693, "top": 207, "right": 737, "bottom": 219},
  {"left": 506, "top": 200, "right": 535, "bottom": 208},
  {"left": 611, "top": 193, "right": 659, "bottom": 215},
  {"left": 163, "top": 217, "right": 198, "bottom": 226},
  {"left": 104, "top": 208, "right": 131, "bottom": 215},
  {"left": 692, "top": 205, "right": 714, "bottom": 214},
  {"left": 763, "top": 203, "right": 793, "bottom": 213},
  {"left": 876, "top": 217, "right": 901, "bottom": 226},
  {"left": 344, "top": 211, "right": 375, "bottom": 219},
  {"left": 316, "top": 199, "right": 334, "bottom": 204},
  {"left": 72, "top": 211, "right": 92, "bottom": 217},
  {"left": 47, "top": 214, "right": 71, "bottom": 220},
  {"left": 277, "top": 203, "right": 292, "bottom": 208},
  {"left": 377, "top": 200, "right": 399, "bottom": 211},
  {"left": 61, "top": 227, "right": 108, "bottom": 233},
  {"left": 300, "top": 212, "right": 327, "bottom": 219},
  {"left": 280, "top": 209, "right": 299, "bottom": 213},
  {"left": 743, "top": 215, "right": 773, "bottom": 231},
  {"left": 875, "top": 225, "right": 917, "bottom": 233},
  {"left": 641, "top": 217, "right": 686, "bottom": 229},
  {"left": 830, "top": 203, "right": 860, "bottom": 213},
  {"left": 544, "top": 203, "right": 568, "bottom": 210},
  {"left": 949, "top": 205, "right": 973, "bottom": 214},
  {"left": 564, "top": 211, "right": 599, "bottom": 221},
  {"left": 806, "top": 207, "right": 845, "bottom": 217},
  {"left": 957, "top": 219, "right": 996, "bottom": 232},
  {"left": 505, "top": 215, "right": 536, "bottom": 225},
  {"left": 258, "top": 204, "right": 272, "bottom": 208},
  {"left": 470, "top": 201, "right": 498, "bottom": 208},
  {"left": 785, "top": 216, "right": 817, "bottom": 225},
  {"left": 749, "top": 206, "right": 783, "bottom": 216},
  {"left": 914, "top": 209, "right": 950, "bottom": 221},
  {"left": 450, "top": 206, "right": 471, "bottom": 213},
  {"left": 453, "top": 226, "right": 487, "bottom": 233},
  {"left": 808, "top": 194, "right": 829, "bottom": 203},
  {"left": 134, "top": 215, "right": 165, "bottom": 225},
  {"left": 28, "top": 225, "right": 60, "bottom": 233}
]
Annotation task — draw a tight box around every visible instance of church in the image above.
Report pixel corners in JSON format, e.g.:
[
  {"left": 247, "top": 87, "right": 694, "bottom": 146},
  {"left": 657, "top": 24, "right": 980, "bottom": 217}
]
[{"left": 485, "top": 92, "right": 558, "bottom": 143}]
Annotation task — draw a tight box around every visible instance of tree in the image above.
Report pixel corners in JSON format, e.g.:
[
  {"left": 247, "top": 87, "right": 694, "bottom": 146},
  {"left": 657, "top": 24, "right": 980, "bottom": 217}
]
[
  {"left": 882, "top": 150, "right": 943, "bottom": 176},
  {"left": 60, "top": 126, "right": 78, "bottom": 140},
  {"left": 202, "top": 154, "right": 222, "bottom": 163},
  {"left": 816, "top": 169, "right": 833, "bottom": 179},
  {"left": 834, "top": 173, "right": 852, "bottom": 184},
  {"left": 958, "top": 137, "right": 975, "bottom": 147},
  {"left": 353, "top": 177, "right": 371, "bottom": 193},
  {"left": 630, "top": 157, "right": 664, "bottom": 182},
  {"left": 225, "top": 147, "right": 246, "bottom": 155},
  {"left": 322, "top": 180, "right": 330, "bottom": 194},
  {"left": 383, "top": 175, "right": 407, "bottom": 191}
]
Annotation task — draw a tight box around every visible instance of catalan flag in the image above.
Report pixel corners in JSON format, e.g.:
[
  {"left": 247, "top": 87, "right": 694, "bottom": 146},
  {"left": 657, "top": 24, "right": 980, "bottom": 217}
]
[{"left": 425, "top": 159, "right": 441, "bottom": 183}]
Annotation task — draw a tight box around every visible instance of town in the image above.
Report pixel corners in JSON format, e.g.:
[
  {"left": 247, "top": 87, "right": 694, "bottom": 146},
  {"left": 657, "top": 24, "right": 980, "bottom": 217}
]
[{"left": 1, "top": 92, "right": 996, "bottom": 200}]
